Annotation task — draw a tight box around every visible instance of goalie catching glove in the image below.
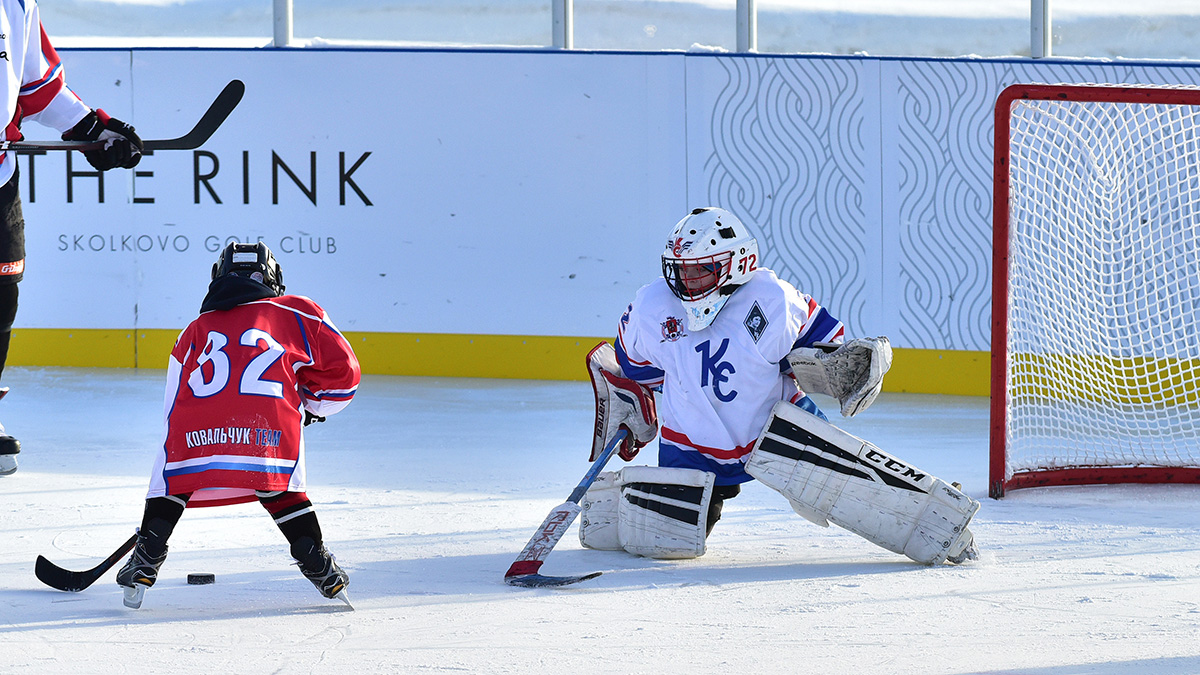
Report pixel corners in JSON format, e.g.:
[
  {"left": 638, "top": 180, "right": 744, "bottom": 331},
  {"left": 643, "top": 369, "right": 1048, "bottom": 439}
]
[
  {"left": 587, "top": 341, "right": 658, "bottom": 461},
  {"left": 786, "top": 336, "right": 892, "bottom": 417}
]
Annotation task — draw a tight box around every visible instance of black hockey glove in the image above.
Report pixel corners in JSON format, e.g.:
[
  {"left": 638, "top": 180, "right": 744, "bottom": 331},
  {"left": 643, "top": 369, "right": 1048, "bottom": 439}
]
[
  {"left": 62, "top": 109, "right": 144, "bottom": 171},
  {"left": 304, "top": 411, "right": 326, "bottom": 427}
]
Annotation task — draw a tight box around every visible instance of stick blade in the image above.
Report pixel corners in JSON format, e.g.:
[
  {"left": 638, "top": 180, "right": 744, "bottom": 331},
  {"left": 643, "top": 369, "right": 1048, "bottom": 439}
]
[
  {"left": 35, "top": 533, "right": 138, "bottom": 592},
  {"left": 505, "top": 571, "right": 603, "bottom": 588},
  {"left": 144, "top": 79, "right": 245, "bottom": 151},
  {"left": 35, "top": 555, "right": 92, "bottom": 592}
]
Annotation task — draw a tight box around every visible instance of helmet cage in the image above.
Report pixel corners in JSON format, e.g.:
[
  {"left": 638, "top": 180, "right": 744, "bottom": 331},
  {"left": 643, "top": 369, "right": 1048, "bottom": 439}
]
[
  {"left": 660, "top": 207, "right": 759, "bottom": 331},
  {"left": 662, "top": 252, "right": 733, "bottom": 301}
]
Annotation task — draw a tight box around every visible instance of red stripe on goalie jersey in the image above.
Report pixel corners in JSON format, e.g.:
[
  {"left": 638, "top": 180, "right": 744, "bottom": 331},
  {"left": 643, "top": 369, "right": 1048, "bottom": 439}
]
[{"left": 161, "top": 296, "right": 360, "bottom": 503}]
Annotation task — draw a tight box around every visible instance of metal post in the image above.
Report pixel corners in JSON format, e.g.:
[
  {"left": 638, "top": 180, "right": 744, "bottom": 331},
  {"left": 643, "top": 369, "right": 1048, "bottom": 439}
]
[
  {"left": 1031, "top": 0, "right": 1051, "bottom": 58},
  {"left": 737, "top": 0, "right": 757, "bottom": 53},
  {"left": 273, "top": 0, "right": 293, "bottom": 48},
  {"left": 553, "top": 0, "right": 573, "bottom": 50}
]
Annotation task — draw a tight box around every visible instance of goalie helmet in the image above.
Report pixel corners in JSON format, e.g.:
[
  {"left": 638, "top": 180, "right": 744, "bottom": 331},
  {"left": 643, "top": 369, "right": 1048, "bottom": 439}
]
[
  {"left": 212, "top": 241, "right": 285, "bottom": 296},
  {"left": 661, "top": 207, "right": 759, "bottom": 331}
]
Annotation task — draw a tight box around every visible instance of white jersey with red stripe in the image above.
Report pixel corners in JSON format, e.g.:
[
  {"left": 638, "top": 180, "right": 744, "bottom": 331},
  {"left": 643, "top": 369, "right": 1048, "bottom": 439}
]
[
  {"left": 149, "top": 295, "right": 361, "bottom": 507},
  {"left": 0, "top": 0, "right": 91, "bottom": 185},
  {"left": 615, "top": 268, "right": 844, "bottom": 485}
]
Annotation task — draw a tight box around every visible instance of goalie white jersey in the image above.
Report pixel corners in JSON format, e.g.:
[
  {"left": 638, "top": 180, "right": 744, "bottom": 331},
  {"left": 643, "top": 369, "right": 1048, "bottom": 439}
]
[{"left": 615, "top": 268, "right": 844, "bottom": 485}]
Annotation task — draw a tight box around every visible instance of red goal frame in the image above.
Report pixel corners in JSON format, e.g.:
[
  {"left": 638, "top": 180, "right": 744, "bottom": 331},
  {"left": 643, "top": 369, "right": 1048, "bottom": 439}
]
[{"left": 990, "top": 83, "right": 1200, "bottom": 498}]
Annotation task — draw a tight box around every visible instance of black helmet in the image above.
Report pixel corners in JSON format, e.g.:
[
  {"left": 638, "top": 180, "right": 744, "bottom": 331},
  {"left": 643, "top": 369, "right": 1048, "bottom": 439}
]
[{"left": 212, "top": 241, "right": 285, "bottom": 296}]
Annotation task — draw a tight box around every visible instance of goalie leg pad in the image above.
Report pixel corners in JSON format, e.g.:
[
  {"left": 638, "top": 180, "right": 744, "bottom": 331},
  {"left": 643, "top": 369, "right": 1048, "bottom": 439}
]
[
  {"left": 746, "top": 401, "right": 979, "bottom": 564},
  {"left": 616, "top": 466, "right": 714, "bottom": 559},
  {"left": 579, "top": 471, "right": 623, "bottom": 551}
]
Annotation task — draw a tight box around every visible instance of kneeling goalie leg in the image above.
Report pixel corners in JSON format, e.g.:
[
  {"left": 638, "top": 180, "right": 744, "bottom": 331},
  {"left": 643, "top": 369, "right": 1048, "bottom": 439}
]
[
  {"left": 745, "top": 401, "right": 979, "bottom": 565},
  {"left": 580, "top": 466, "right": 714, "bottom": 559}
]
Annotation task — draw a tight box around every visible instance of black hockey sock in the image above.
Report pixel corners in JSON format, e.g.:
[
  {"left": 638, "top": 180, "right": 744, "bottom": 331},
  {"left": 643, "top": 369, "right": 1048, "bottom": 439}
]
[
  {"left": 0, "top": 282, "right": 17, "bottom": 379},
  {"left": 257, "top": 491, "right": 323, "bottom": 548},
  {"left": 139, "top": 495, "right": 188, "bottom": 557},
  {"left": 706, "top": 484, "right": 741, "bottom": 536}
]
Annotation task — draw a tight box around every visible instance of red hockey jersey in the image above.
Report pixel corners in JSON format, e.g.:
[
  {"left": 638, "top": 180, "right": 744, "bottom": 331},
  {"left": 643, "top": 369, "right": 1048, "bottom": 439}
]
[{"left": 148, "top": 295, "right": 360, "bottom": 507}]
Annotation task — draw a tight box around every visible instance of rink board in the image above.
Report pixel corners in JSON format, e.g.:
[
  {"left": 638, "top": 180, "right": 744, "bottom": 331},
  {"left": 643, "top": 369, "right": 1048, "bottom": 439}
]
[{"left": 10, "top": 48, "right": 1200, "bottom": 393}]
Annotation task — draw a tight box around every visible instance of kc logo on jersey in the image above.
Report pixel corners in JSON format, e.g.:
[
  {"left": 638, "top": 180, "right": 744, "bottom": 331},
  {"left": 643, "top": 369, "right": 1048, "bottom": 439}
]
[
  {"left": 744, "top": 302, "right": 768, "bottom": 343},
  {"left": 660, "top": 316, "right": 686, "bottom": 342}
]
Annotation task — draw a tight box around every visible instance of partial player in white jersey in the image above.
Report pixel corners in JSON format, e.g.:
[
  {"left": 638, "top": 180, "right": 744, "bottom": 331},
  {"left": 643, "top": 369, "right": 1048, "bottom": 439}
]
[
  {"left": 581, "top": 207, "right": 979, "bottom": 565},
  {"left": 0, "top": 0, "right": 144, "bottom": 476}
]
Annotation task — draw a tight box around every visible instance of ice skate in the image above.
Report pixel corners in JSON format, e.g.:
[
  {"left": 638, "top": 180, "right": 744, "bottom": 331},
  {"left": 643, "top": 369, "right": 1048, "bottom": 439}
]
[
  {"left": 291, "top": 537, "right": 351, "bottom": 607},
  {"left": 116, "top": 534, "right": 168, "bottom": 609},
  {"left": 0, "top": 389, "right": 21, "bottom": 476}
]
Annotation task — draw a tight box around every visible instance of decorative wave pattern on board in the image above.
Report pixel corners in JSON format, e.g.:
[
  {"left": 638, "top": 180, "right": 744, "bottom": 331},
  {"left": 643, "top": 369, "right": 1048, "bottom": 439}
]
[
  {"left": 702, "top": 56, "right": 872, "bottom": 333},
  {"left": 894, "top": 59, "right": 1200, "bottom": 350}
]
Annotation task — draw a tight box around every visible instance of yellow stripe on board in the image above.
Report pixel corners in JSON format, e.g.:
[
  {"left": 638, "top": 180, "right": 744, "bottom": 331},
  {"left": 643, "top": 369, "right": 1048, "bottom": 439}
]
[
  {"left": 342, "top": 333, "right": 603, "bottom": 381},
  {"left": 885, "top": 348, "right": 991, "bottom": 397},
  {"left": 9, "top": 329, "right": 139, "bottom": 368},
  {"left": 7, "top": 329, "right": 993, "bottom": 395}
]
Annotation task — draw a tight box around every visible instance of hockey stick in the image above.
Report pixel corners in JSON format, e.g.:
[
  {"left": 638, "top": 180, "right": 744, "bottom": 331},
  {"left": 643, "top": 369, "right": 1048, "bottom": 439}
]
[
  {"left": 504, "top": 428, "right": 627, "bottom": 588},
  {"left": 35, "top": 533, "right": 137, "bottom": 592},
  {"left": 2, "top": 79, "right": 245, "bottom": 153}
]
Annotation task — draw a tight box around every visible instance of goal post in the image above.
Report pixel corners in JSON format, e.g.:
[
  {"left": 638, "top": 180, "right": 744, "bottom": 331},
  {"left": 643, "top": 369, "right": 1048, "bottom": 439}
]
[{"left": 991, "top": 83, "right": 1200, "bottom": 498}]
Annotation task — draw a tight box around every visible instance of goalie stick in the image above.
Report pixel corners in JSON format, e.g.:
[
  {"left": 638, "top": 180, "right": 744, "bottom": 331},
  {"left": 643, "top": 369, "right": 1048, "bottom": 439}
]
[
  {"left": 35, "top": 532, "right": 137, "bottom": 592},
  {"left": 504, "top": 428, "right": 628, "bottom": 588},
  {"left": 1, "top": 79, "right": 245, "bottom": 153}
]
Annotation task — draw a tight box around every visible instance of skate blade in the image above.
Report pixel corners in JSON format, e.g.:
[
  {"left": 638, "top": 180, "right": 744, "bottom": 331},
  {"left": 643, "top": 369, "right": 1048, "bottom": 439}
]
[
  {"left": 0, "top": 457, "right": 15, "bottom": 476},
  {"left": 333, "top": 588, "right": 353, "bottom": 610},
  {"left": 122, "top": 583, "right": 147, "bottom": 609}
]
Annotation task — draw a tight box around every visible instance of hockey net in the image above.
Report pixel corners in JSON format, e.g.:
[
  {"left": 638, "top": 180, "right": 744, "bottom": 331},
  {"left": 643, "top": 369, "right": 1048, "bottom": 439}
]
[{"left": 991, "top": 83, "right": 1200, "bottom": 498}]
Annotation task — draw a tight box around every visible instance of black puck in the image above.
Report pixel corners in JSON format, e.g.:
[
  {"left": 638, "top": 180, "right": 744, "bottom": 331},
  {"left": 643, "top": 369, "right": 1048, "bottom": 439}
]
[{"left": 187, "top": 573, "right": 215, "bottom": 585}]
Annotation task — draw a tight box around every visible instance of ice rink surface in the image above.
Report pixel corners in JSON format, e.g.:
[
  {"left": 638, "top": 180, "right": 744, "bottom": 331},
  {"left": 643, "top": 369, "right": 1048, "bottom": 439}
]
[{"left": 1, "top": 367, "right": 1198, "bottom": 674}]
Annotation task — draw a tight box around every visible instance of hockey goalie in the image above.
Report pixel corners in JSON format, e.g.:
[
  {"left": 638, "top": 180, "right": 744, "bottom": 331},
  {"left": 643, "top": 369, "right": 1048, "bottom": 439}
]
[{"left": 577, "top": 206, "right": 979, "bottom": 565}]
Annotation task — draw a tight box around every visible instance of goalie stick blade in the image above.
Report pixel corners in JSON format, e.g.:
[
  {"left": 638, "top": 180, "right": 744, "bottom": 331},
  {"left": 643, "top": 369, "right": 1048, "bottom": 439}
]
[
  {"left": 35, "top": 533, "right": 138, "bottom": 592},
  {"left": 503, "top": 429, "right": 627, "bottom": 589},
  {"left": 3, "top": 79, "right": 245, "bottom": 153},
  {"left": 505, "top": 571, "right": 603, "bottom": 588}
]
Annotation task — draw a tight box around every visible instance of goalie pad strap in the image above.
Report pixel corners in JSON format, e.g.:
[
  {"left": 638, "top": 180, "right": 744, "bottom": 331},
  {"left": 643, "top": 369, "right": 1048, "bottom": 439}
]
[
  {"left": 588, "top": 342, "right": 659, "bottom": 461},
  {"left": 786, "top": 336, "right": 893, "bottom": 418},
  {"left": 746, "top": 400, "right": 979, "bottom": 564}
]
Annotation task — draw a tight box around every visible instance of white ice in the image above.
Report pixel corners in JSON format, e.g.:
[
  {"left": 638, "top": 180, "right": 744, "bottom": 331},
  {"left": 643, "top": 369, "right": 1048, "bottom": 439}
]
[
  {"left": 2, "top": 366, "right": 1198, "bottom": 673},
  {"left": 3, "top": 0, "right": 1200, "bottom": 671}
]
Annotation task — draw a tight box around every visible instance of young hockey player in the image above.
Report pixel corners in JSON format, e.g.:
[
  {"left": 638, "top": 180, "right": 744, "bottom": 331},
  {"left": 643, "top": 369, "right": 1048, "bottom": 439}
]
[
  {"left": 116, "top": 242, "right": 361, "bottom": 608},
  {"left": 0, "top": 0, "right": 144, "bottom": 475},
  {"left": 580, "top": 207, "right": 978, "bottom": 565}
]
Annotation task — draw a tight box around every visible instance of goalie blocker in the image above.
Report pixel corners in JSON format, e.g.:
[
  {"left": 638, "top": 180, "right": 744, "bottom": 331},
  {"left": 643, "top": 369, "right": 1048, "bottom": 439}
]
[
  {"left": 587, "top": 342, "right": 658, "bottom": 462},
  {"left": 746, "top": 400, "right": 979, "bottom": 565}
]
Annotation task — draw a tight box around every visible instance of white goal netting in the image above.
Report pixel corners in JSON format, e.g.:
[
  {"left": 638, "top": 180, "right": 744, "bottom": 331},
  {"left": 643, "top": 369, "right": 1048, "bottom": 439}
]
[{"left": 1003, "top": 85, "right": 1200, "bottom": 481}]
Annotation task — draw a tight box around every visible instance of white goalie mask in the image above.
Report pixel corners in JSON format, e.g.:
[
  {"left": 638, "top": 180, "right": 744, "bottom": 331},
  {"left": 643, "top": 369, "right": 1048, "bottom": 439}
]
[{"left": 662, "top": 207, "right": 759, "bottom": 331}]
